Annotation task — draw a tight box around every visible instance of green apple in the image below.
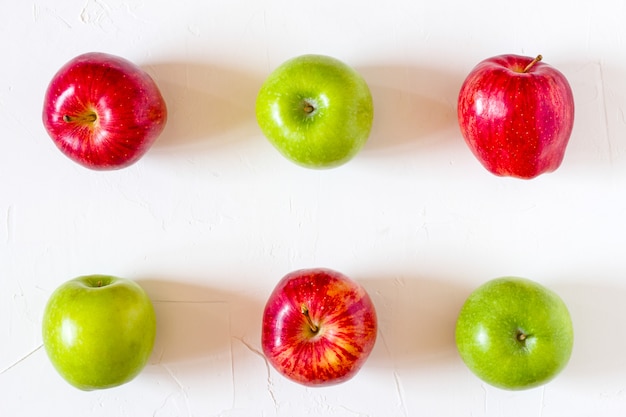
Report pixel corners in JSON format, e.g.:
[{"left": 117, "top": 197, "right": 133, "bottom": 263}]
[
  {"left": 255, "top": 54, "right": 374, "bottom": 169},
  {"left": 455, "top": 277, "right": 574, "bottom": 390},
  {"left": 42, "top": 275, "right": 156, "bottom": 391}
]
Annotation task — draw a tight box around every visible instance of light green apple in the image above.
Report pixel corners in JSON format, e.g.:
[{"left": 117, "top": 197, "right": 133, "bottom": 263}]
[
  {"left": 455, "top": 277, "right": 574, "bottom": 390},
  {"left": 255, "top": 54, "right": 374, "bottom": 169},
  {"left": 42, "top": 275, "right": 156, "bottom": 391}
]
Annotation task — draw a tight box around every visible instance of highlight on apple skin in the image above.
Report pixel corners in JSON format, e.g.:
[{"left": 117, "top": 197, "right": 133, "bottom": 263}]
[
  {"left": 42, "top": 52, "right": 167, "bottom": 170},
  {"left": 261, "top": 268, "right": 378, "bottom": 387},
  {"left": 457, "top": 54, "right": 575, "bottom": 179}
]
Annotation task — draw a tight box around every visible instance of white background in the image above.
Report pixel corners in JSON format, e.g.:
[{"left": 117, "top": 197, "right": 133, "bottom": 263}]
[{"left": 1, "top": 0, "right": 625, "bottom": 415}]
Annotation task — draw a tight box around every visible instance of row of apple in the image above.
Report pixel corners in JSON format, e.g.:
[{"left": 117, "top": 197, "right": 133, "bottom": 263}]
[
  {"left": 42, "top": 268, "right": 573, "bottom": 392},
  {"left": 39, "top": 52, "right": 575, "bottom": 392},
  {"left": 42, "top": 52, "right": 574, "bottom": 179}
]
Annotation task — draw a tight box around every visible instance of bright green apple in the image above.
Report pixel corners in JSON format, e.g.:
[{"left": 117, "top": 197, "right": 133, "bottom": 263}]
[
  {"left": 42, "top": 275, "right": 156, "bottom": 390},
  {"left": 455, "top": 277, "right": 574, "bottom": 390},
  {"left": 255, "top": 54, "right": 374, "bottom": 169}
]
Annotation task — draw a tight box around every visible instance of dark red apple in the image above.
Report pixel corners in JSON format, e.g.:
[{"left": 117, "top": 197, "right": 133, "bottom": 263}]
[
  {"left": 42, "top": 52, "right": 167, "bottom": 170},
  {"left": 261, "top": 268, "right": 377, "bottom": 387},
  {"left": 457, "top": 54, "right": 575, "bottom": 179}
]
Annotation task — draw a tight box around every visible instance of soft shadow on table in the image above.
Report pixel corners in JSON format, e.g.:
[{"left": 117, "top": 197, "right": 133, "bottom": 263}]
[
  {"left": 144, "top": 61, "right": 464, "bottom": 160},
  {"left": 358, "top": 273, "right": 472, "bottom": 370},
  {"left": 137, "top": 278, "right": 263, "bottom": 365},
  {"left": 555, "top": 60, "right": 626, "bottom": 175},
  {"left": 359, "top": 272, "right": 626, "bottom": 379},
  {"left": 142, "top": 61, "right": 262, "bottom": 154},
  {"left": 356, "top": 64, "right": 463, "bottom": 157},
  {"left": 551, "top": 278, "right": 626, "bottom": 382}
]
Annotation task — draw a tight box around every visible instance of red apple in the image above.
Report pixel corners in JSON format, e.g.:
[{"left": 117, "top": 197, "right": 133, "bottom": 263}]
[
  {"left": 42, "top": 52, "right": 167, "bottom": 170},
  {"left": 457, "top": 54, "right": 575, "bottom": 179},
  {"left": 261, "top": 268, "right": 377, "bottom": 387}
]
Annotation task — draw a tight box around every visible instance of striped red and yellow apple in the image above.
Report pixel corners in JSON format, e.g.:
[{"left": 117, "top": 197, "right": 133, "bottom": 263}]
[{"left": 261, "top": 268, "right": 377, "bottom": 386}]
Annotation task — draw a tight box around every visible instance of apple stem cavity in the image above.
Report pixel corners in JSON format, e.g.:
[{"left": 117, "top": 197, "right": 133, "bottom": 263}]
[
  {"left": 516, "top": 329, "right": 530, "bottom": 346},
  {"left": 522, "top": 55, "right": 543, "bottom": 73},
  {"left": 84, "top": 276, "right": 111, "bottom": 288},
  {"left": 300, "top": 304, "right": 319, "bottom": 334}
]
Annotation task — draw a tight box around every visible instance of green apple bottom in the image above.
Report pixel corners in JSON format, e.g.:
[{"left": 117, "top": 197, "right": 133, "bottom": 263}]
[
  {"left": 42, "top": 275, "right": 156, "bottom": 391},
  {"left": 256, "top": 54, "right": 374, "bottom": 169},
  {"left": 455, "top": 277, "right": 574, "bottom": 390}
]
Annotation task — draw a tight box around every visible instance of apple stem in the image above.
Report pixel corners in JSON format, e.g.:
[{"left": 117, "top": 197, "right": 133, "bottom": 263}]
[
  {"left": 303, "top": 102, "right": 315, "bottom": 114},
  {"left": 522, "top": 55, "right": 543, "bottom": 73},
  {"left": 63, "top": 113, "right": 98, "bottom": 123},
  {"left": 516, "top": 330, "right": 527, "bottom": 342},
  {"left": 300, "top": 304, "right": 319, "bottom": 334}
]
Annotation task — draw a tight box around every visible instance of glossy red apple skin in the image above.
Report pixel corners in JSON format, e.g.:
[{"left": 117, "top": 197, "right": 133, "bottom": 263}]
[
  {"left": 458, "top": 54, "right": 574, "bottom": 179},
  {"left": 42, "top": 52, "right": 167, "bottom": 170},
  {"left": 261, "top": 268, "right": 377, "bottom": 387}
]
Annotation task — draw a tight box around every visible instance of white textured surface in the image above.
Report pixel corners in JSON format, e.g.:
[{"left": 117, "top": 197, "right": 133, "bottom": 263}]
[{"left": 2, "top": 0, "right": 626, "bottom": 415}]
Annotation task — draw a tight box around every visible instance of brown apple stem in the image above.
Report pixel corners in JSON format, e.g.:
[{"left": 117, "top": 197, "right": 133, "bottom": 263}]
[
  {"left": 516, "top": 330, "right": 527, "bottom": 342},
  {"left": 522, "top": 55, "right": 543, "bottom": 73},
  {"left": 300, "top": 304, "right": 319, "bottom": 334},
  {"left": 303, "top": 102, "right": 315, "bottom": 114},
  {"left": 63, "top": 113, "right": 98, "bottom": 123}
]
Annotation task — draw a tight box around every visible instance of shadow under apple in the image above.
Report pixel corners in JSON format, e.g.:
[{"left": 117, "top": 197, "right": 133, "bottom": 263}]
[
  {"left": 550, "top": 279, "right": 626, "bottom": 382},
  {"left": 136, "top": 278, "right": 263, "bottom": 366},
  {"left": 355, "top": 64, "right": 463, "bottom": 157},
  {"left": 552, "top": 60, "right": 626, "bottom": 176},
  {"left": 141, "top": 61, "right": 263, "bottom": 154},
  {"left": 358, "top": 273, "right": 472, "bottom": 370}
]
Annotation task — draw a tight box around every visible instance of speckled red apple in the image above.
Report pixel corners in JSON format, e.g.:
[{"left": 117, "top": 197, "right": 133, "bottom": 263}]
[
  {"left": 42, "top": 52, "right": 167, "bottom": 170},
  {"left": 457, "top": 54, "right": 575, "bottom": 179}
]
